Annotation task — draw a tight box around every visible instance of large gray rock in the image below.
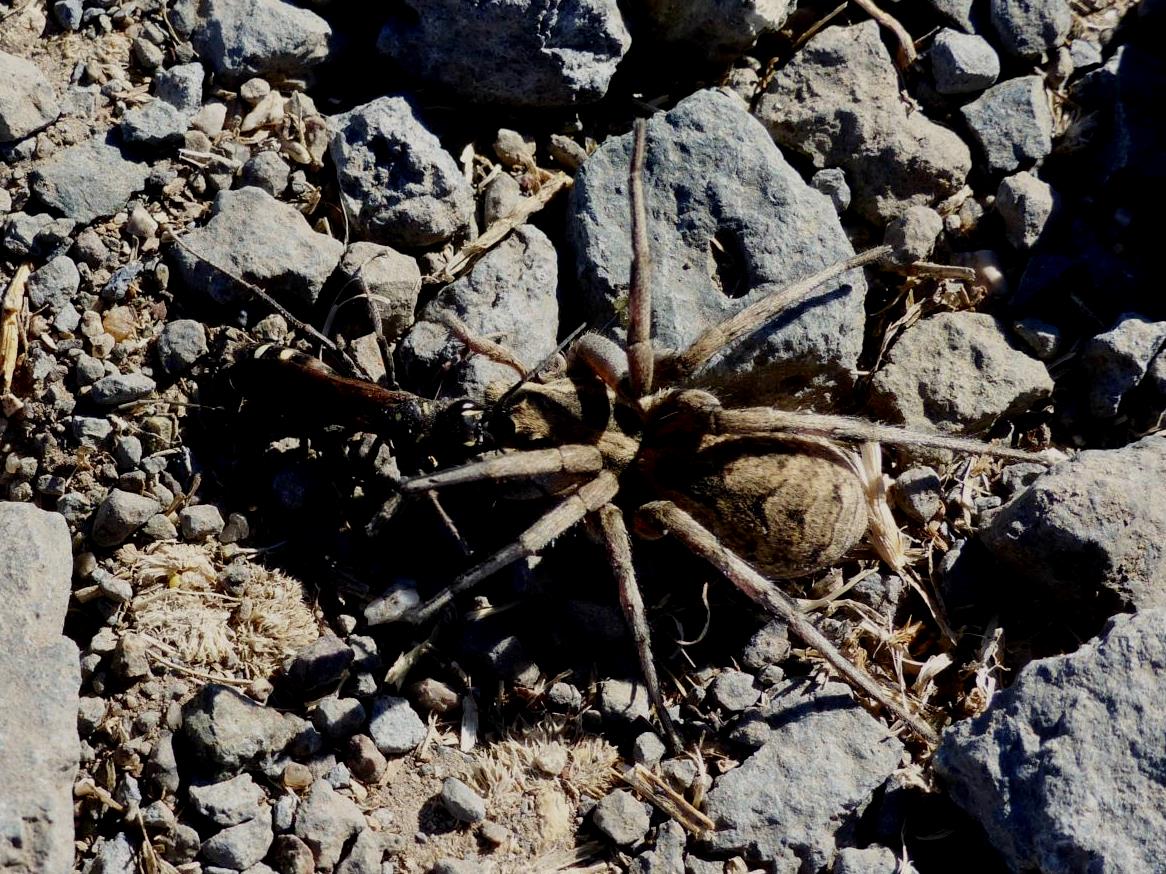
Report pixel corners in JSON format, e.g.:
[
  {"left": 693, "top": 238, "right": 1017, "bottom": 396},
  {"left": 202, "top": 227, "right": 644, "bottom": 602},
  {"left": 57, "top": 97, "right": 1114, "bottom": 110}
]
[
  {"left": 181, "top": 684, "right": 304, "bottom": 778},
  {"left": 376, "top": 0, "right": 630, "bottom": 107},
  {"left": 869, "top": 312, "right": 1053, "bottom": 435},
  {"left": 191, "top": 0, "right": 332, "bottom": 82},
  {"left": 571, "top": 88, "right": 868, "bottom": 404},
  {"left": 704, "top": 682, "right": 903, "bottom": 869},
  {"left": 757, "top": 21, "right": 972, "bottom": 223},
  {"left": 990, "top": 0, "right": 1072, "bottom": 59},
  {"left": 0, "top": 51, "right": 60, "bottom": 143},
  {"left": 960, "top": 76, "right": 1054, "bottom": 174},
  {"left": 30, "top": 136, "right": 149, "bottom": 224},
  {"left": 936, "top": 608, "right": 1166, "bottom": 873},
  {"left": 292, "top": 780, "right": 366, "bottom": 870},
  {"left": 931, "top": 28, "right": 1000, "bottom": 94},
  {"left": 329, "top": 97, "right": 475, "bottom": 249},
  {"left": 635, "top": 0, "right": 791, "bottom": 60},
  {"left": 0, "top": 504, "right": 78, "bottom": 874},
  {"left": 398, "top": 224, "right": 557, "bottom": 401},
  {"left": 981, "top": 434, "right": 1166, "bottom": 609},
  {"left": 335, "top": 242, "right": 421, "bottom": 343},
  {"left": 170, "top": 186, "right": 344, "bottom": 306},
  {"left": 1080, "top": 314, "right": 1166, "bottom": 419}
]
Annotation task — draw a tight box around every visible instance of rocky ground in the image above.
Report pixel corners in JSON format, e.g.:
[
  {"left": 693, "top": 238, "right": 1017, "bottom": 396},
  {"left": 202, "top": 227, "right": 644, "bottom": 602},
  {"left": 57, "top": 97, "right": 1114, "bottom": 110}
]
[{"left": 1, "top": 0, "right": 1164, "bottom": 872}]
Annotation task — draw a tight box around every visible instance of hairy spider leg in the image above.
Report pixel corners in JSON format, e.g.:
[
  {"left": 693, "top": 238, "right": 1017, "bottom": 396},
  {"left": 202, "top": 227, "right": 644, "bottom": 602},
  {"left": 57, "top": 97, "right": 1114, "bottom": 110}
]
[
  {"left": 400, "top": 471, "right": 619, "bottom": 627},
  {"left": 626, "top": 117, "right": 654, "bottom": 399},
  {"left": 635, "top": 500, "right": 940, "bottom": 746}
]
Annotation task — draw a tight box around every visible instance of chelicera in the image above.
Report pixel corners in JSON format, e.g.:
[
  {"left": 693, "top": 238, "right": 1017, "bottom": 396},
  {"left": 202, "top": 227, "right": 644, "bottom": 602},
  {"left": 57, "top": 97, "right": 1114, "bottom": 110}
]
[{"left": 379, "top": 120, "right": 1051, "bottom": 750}]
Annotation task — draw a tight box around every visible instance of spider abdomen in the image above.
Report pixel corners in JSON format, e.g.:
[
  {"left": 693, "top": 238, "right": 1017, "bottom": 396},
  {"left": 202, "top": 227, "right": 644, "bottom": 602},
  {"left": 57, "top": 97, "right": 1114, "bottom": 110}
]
[{"left": 649, "top": 436, "right": 868, "bottom": 579}]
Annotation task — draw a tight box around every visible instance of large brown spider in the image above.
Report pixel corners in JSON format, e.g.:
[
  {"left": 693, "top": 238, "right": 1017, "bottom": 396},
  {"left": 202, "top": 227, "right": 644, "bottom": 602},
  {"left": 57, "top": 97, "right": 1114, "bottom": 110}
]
[{"left": 385, "top": 120, "right": 1050, "bottom": 751}]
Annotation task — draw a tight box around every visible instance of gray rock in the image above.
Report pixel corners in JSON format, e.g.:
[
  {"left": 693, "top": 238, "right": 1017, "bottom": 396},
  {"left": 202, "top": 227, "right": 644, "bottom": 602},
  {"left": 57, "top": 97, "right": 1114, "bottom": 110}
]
[
  {"left": 869, "top": 312, "right": 1053, "bottom": 435},
  {"left": 329, "top": 97, "right": 475, "bottom": 248},
  {"left": 960, "top": 76, "right": 1054, "bottom": 174},
  {"left": 311, "top": 697, "right": 365, "bottom": 740},
  {"left": 285, "top": 635, "right": 354, "bottom": 698},
  {"left": 1080, "top": 314, "right": 1166, "bottom": 418},
  {"left": 27, "top": 255, "right": 80, "bottom": 316},
  {"left": 931, "top": 28, "right": 1000, "bottom": 94},
  {"left": 810, "top": 167, "right": 850, "bottom": 213},
  {"left": 179, "top": 504, "right": 226, "bottom": 540},
  {"left": 335, "top": 829, "right": 387, "bottom": 874},
  {"left": 633, "top": 731, "right": 666, "bottom": 768},
  {"left": 996, "top": 171, "right": 1055, "bottom": 249},
  {"left": 741, "top": 620, "right": 790, "bottom": 671},
  {"left": 547, "top": 681, "right": 583, "bottom": 711},
  {"left": 704, "top": 682, "right": 903, "bottom": 869},
  {"left": 133, "top": 36, "right": 166, "bottom": 70},
  {"left": 883, "top": 205, "right": 943, "bottom": 264},
  {"left": 990, "top": 0, "right": 1071, "bottom": 59},
  {"left": 157, "top": 319, "right": 208, "bottom": 374},
  {"left": 480, "top": 172, "right": 522, "bottom": 226},
  {"left": 630, "top": 819, "right": 685, "bottom": 874},
  {"left": 155, "top": 62, "right": 205, "bottom": 113},
  {"left": 240, "top": 150, "right": 290, "bottom": 197},
  {"left": 0, "top": 51, "right": 60, "bottom": 143},
  {"left": 3, "top": 212, "right": 75, "bottom": 260},
  {"left": 891, "top": 466, "right": 942, "bottom": 523},
  {"left": 981, "top": 434, "right": 1166, "bottom": 608},
  {"left": 336, "top": 242, "right": 421, "bottom": 343},
  {"left": 171, "top": 186, "right": 344, "bottom": 306},
  {"left": 292, "top": 780, "right": 365, "bottom": 869},
  {"left": 112, "top": 632, "right": 152, "bottom": 680},
  {"left": 440, "top": 776, "right": 486, "bottom": 823},
  {"left": 191, "top": 0, "right": 332, "bottom": 82},
  {"left": 90, "top": 372, "right": 157, "bottom": 406},
  {"left": 548, "top": 134, "right": 588, "bottom": 170},
  {"left": 635, "top": 0, "right": 790, "bottom": 60},
  {"left": 430, "top": 861, "right": 492, "bottom": 874},
  {"left": 189, "top": 774, "right": 265, "bottom": 826},
  {"left": 200, "top": 805, "right": 273, "bottom": 869},
  {"left": 52, "top": 0, "right": 83, "bottom": 31},
  {"left": 270, "top": 834, "right": 313, "bottom": 873},
  {"left": 0, "top": 504, "right": 78, "bottom": 874},
  {"left": 398, "top": 224, "right": 557, "bottom": 401},
  {"left": 936, "top": 608, "right": 1166, "bottom": 873},
  {"left": 757, "top": 21, "right": 972, "bottom": 223},
  {"left": 709, "top": 670, "right": 760, "bottom": 712},
  {"left": 833, "top": 845, "right": 898, "bottom": 874},
  {"left": 91, "top": 490, "right": 161, "bottom": 546},
  {"left": 120, "top": 99, "right": 189, "bottom": 148},
  {"left": 30, "top": 136, "right": 149, "bottom": 224},
  {"left": 592, "top": 789, "right": 651, "bottom": 846},
  {"left": 377, "top": 0, "right": 630, "bottom": 107},
  {"left": 597, "top": 678, "right": 651, "bottom": 724},
  {"left": 88, "top": 833, "right": 136, "bottom": 873},
  {"left": 927, "top": 0, "right": 975, "bottom": 31},
  {"left": 368, "top": 695, "right": 426, "bottom": 755},
  {"left": 143, "top": 514, "right": 179, "bottom": 542},
  {"left": 102, "top": 261, "right": 146, "bottom": 303},
  {"left": 572, "top": 88, "right": 868, "bottom": 403},
  {"left": 182, "top": 684, "right": 302, "bottom": 777}
]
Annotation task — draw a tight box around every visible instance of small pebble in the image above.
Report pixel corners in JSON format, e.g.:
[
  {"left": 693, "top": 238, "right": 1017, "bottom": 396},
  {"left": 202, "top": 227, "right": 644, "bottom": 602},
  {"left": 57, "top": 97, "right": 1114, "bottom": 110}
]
[
  {"left": 592, "top": 789, "right": 651, "bottom": 847},
  {"left": 440, "top": 777, "right": 486, "bottom": 824},
  {"left": 179, "top": 504, "right": 224, "bottom": 540},
  {"left": 632, "top": 732, "right": 666, "bottom": 767}
]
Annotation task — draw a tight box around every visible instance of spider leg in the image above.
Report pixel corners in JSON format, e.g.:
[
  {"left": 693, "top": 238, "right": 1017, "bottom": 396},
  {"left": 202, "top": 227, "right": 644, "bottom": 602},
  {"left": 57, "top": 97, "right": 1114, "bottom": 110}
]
[
  {"left": 399, "top": 445, "right": 603, "bottom": 493},
  {"left": 669, "top": 245, "right": 893, "bottom": 382},
  {"left": 595, "top": 503, "right": 684, "bottom": 753},
  {"left": 635, "top": 500, "right": 940, "bottom": 746},
  {"left": 399, "top": 471, "right": 619, "bottom": 626},
  {"left": 626, "top": 117, "right": 654, "bottom": 399}
]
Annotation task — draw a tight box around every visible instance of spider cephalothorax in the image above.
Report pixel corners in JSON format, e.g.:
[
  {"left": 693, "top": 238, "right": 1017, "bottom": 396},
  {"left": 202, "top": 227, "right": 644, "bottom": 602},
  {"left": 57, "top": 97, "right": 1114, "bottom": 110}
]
[{"left": 382, "top": 120, "right": 1055, "bottom": 752}]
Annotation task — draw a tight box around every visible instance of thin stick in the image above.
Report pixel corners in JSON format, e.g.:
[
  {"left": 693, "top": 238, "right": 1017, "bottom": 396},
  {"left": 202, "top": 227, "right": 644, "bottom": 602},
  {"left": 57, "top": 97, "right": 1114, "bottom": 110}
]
[
  {"left": 626, "top": 118, "right": 654, "bottom": 398},
  {"left": 596, "top": 505, "right": 683, "bottom": 753},
  {"left": 636, "top": 501, "right": 939, "bottom": 745},
  {"left": 431, "top": 172, "right": 572, "bottom": 284},
  {"left": 618, "top": 764, "right": 715, "bottom": 837},
  {"left": 671, "top": 245, "right": 893, "bottom": 380},
  {"left": 1, "top": 263, "right": 30, "bottom": 395},
  {"left": 852, "top": 0, "right": 917, "bottom": 69}
]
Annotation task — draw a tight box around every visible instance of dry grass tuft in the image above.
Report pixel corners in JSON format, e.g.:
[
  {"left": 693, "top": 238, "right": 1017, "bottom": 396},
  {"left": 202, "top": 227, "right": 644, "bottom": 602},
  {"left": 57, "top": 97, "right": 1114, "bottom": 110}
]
[{"left": 127, "top": 542, "right": 318, "bottom": 681}]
